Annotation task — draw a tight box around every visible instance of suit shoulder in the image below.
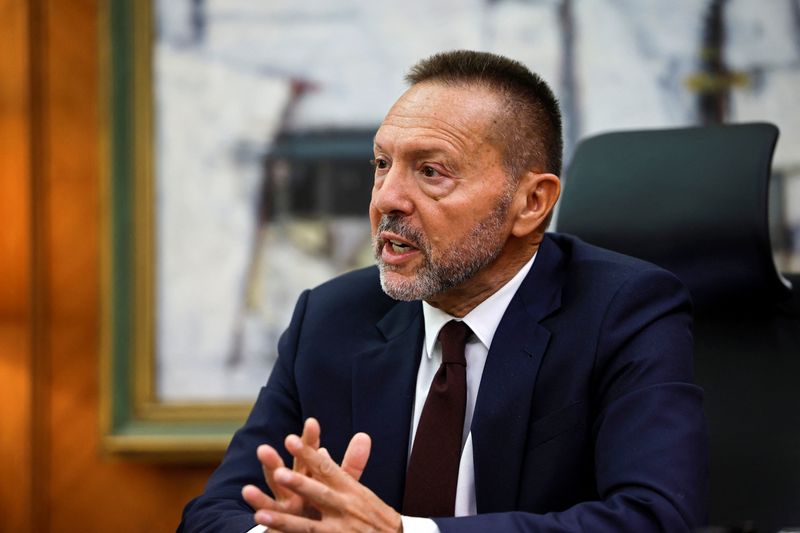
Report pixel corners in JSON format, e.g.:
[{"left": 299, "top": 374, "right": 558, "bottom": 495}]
[
  {"left": 545, "top": 232, "right": 689, "bottom": 301},
  {"left": 547, "top": 232, "right": 679, "bottom": 278}
]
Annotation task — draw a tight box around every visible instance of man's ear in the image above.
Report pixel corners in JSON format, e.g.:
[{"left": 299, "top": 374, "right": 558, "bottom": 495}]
[{"left": 510, "top": 172, "right": 561, "bottom": 238}]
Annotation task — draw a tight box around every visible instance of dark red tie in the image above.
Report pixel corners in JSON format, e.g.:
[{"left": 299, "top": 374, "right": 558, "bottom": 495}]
[{"left": 402, "top": 320, "right": 471, "bottom": 517}]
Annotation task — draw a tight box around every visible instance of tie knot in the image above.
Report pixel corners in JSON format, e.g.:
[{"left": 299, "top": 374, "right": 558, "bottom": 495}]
[{"left": 439, "top": 320, "right": 471, "bottom": 366}]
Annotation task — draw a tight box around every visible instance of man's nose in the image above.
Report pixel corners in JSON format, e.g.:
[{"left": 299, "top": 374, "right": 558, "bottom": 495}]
[{"left": 371, "top": 167, "right": 414, "bottom": 216}]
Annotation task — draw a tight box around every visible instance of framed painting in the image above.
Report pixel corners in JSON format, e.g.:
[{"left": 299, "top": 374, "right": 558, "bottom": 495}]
[
  {"left": 101, "top": 0, "right": 250, "bottom": 458},
  {"left": 101, "top": 0, "right": 382, "bottom": 458}
]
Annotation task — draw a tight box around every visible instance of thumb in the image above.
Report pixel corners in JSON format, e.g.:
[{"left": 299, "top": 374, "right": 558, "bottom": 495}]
[{"left": 341, "top": 432, "right": 371, "bottom": 481}]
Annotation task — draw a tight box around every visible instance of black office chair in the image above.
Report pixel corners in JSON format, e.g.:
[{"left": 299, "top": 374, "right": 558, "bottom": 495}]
[{"left": 556, "top": 123, "right": 800, "bottom": 533}]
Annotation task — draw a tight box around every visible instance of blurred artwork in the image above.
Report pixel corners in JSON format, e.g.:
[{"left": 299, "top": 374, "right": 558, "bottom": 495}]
[{"left": 153, "top": 0, "right": 800, "bottom": 402}]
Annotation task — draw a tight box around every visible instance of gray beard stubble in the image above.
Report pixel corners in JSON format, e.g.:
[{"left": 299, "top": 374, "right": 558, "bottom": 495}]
[{"left": 373, "top": 189, "right": 513, "bottom": 301}]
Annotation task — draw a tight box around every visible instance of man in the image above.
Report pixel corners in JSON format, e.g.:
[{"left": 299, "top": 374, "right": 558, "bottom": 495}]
[{"left": 179, "top": 50, "right": 708, "bottom": 532}]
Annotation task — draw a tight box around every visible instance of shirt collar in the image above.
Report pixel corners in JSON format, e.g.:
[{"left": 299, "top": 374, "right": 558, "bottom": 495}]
[{"left": 422, "top": 252, "right": 538, "bottom": 357}]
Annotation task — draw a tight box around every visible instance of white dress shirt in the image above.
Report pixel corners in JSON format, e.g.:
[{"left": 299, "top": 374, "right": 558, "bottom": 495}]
[{"left": 249, "top": 252, "right": 536, "bottom": 533}]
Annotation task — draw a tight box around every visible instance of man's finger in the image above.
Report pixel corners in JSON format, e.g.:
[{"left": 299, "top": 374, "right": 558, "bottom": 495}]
[
  {"left": 341, "top": 432, "right": 371, "bottom": 481},
  {"left": 257, "top": 444, "right": 293, "bottom": 501},
  {"left": 295, "top": 418, "right": 321, "bottom": 475},
  {"left": 254, "top": 508, "right": 326, "bottom": 533},
  {"left": 271, "top": 466, "right": 345, "bottom": 511},
  {"left": 242, "top": 484, "right": 281, "bottom": 512},
  {"left": 258, "top": 444, "right": 286, "bottom": 471},
  {"left": 284, "top": 434, "right": 348, "bottom": 487},
  {"left": 301, "top": 417, "right": 321, "bottom": 449}
]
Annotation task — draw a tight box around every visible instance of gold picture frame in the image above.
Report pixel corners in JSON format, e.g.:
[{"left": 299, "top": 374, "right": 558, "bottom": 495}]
[{"left": 101, "top": 0, "right": 251, "bottom": 460}]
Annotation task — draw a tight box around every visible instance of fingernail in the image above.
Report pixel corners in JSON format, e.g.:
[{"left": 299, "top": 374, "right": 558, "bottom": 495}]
[
  {"left": 255, "top": 511, "right": 273, "bottom": 525},
  {"left": 285, "top": 434, "right": 302, "bottom": 450},
  {"left": 275, "top": 468, "right": 293, "bottom": 483}
]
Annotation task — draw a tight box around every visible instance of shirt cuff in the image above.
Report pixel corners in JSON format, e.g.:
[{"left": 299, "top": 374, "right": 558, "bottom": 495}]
[
  {"left": 246, "top": 526, "right": 266, "bottom": 533},
  {"left": 401, "top": 515, "right": 440, "bottom": 533}
]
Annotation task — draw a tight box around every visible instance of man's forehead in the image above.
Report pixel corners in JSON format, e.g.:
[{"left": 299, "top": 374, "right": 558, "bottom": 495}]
[
  {"left": 372, "top": 137, "right": 455, "bottom": 161},
  {"left": 388, "top": 81, "right": 501, "bottom": 118},
  {"left": 375, "top": 82, "right": 502, "bottom": 151},
  {"left": 374, "top": 116, "right": 479, "bottom": 158}
]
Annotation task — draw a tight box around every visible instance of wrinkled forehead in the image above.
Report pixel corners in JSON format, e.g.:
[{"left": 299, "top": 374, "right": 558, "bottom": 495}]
[
  {"left": 377, "top": 81, "right": 505, "bottom": 151},
  {"left": 386, "top": 81, "right": 503, "bottom": 123}
]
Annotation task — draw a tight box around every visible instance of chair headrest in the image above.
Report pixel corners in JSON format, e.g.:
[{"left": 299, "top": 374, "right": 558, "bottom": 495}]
[{"left": 556, "top": 122, "right": 791, "bottom": 310}]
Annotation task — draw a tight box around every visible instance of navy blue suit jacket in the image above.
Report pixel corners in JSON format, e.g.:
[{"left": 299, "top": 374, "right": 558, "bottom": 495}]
[{"left": 179, "top": 233, "right": 708, "bottom": 532}]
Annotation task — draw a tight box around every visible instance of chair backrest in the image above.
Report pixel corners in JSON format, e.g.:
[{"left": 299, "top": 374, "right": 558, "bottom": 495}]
[
  {"left": 556, "top": 122, "right": 791, "bottom": 311},
  {"left": 556, "top": 123, "right": 800, "bottom": 532}
]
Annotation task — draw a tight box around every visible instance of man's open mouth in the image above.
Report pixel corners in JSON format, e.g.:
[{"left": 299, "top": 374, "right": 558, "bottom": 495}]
[{"left": 387, "top": 239, "right": 416, "bottom": 254}]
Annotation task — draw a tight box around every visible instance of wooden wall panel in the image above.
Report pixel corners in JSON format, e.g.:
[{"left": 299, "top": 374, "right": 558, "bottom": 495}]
[
  {"left": 0, "top": 0, "right": 33, "bottom": 531},
  {"left": 0, "top": 0, "right": 221, "bottom": 531},
  {"left": 0, "top": 0, "right": 31, "bottom": 308},
  {"left": 39, "top": 1, "right": 217, "bottom": 531},
  {"left": 0, "top": 2, "right": 31, "bottom": 312}
]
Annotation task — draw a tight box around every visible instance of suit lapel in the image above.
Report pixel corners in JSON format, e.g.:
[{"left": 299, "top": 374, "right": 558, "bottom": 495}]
[
  {"left": 352, "top": 300, "right": 423, "bottom": 511},
  {"left": 472, "top": 236, "right": 565, "bottom": 513}
]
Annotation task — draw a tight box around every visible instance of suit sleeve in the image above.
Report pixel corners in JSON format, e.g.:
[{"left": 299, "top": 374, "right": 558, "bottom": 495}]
[
  {"left": 433, "top": 268, "right": 709, "bottom": 533},
  {"left": 177, "top": 290, "right": 311, "bottom": 533}
]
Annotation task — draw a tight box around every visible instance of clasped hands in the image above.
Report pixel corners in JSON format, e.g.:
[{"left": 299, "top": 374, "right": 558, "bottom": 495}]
[{"left": 242, "top": 418, "right": 402, "bottom": 532}]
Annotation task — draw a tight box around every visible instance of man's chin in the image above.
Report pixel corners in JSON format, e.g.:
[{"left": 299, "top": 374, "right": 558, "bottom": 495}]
[{"left": 378, "top": 268, "right": 428, "bottom": 302}]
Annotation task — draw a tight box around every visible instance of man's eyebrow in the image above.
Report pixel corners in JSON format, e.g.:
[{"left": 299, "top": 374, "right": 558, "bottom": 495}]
[{"left": 373, "top": 141, "right": 453, "bottom": 160}]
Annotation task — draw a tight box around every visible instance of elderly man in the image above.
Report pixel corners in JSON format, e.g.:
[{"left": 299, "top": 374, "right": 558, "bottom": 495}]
[{"left": 179, "top": 50, "right": 707, "bottom": 532}]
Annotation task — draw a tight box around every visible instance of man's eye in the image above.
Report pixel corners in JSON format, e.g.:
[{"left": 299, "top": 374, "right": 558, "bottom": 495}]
[
  {"left": 370, "top": 158, "right": 389, "bottom": 170},
  {"left": 421, "top": 166, "right": 439, "bottom": 177}
]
